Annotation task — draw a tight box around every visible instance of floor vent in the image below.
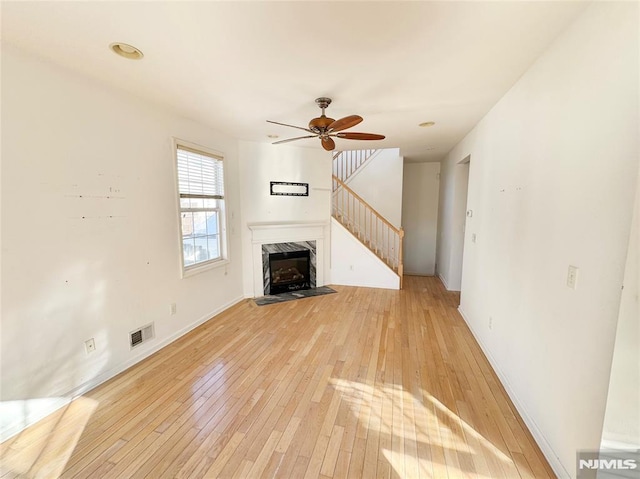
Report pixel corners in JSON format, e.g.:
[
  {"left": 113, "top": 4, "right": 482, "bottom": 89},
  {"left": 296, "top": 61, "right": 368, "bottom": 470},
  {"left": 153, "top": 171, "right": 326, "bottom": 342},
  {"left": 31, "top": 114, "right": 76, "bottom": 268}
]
[{"left": 130, "top": 323, "right": 154, "bottom": 349}]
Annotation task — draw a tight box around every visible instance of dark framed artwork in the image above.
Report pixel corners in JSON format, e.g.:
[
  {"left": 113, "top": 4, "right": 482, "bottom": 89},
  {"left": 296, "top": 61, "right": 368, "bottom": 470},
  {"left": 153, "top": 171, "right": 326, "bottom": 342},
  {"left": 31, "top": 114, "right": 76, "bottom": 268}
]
[{"left": 270, "top": 181, "right": 309, "bottom": 196}]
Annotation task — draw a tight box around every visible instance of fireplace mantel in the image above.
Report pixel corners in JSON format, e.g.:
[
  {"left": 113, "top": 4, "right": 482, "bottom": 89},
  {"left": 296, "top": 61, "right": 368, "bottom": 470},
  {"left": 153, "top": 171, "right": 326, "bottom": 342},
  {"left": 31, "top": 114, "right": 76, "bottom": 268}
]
[
  {"left": 247, "top": 221, "right": 328, "bottom": 243},
  {"left": 247, "top": 220, "right": 329, "bottom": 297}
]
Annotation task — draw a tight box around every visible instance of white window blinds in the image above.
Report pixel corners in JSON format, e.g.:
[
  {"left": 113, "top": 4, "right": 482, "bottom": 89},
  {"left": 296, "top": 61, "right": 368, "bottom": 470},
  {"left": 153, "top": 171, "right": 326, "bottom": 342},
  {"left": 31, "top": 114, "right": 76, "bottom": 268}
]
[{"left": 177, "top": 146, "right": 224, "bottom": 198}]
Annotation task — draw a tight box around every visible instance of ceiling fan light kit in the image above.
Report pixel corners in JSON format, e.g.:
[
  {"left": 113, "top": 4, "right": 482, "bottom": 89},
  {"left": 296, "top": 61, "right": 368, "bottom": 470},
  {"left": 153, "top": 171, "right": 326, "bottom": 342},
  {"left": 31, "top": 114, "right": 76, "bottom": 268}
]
[{"left": 267, "top": 97, "right": 385, "bottom": 151}]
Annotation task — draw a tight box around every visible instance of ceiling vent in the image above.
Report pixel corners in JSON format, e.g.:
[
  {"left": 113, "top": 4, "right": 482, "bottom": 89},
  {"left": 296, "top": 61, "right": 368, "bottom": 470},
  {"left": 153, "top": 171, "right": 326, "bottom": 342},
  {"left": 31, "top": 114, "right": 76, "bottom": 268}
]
[{"left": 130, "top": 323, "right": 154, "bottom": 349}]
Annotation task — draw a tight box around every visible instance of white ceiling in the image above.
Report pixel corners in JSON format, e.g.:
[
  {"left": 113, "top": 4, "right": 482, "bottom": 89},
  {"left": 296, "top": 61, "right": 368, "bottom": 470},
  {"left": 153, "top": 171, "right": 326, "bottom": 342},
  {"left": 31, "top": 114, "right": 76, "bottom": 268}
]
[{"left": 1, "top": 1, "right": 587, "bottom": 162}]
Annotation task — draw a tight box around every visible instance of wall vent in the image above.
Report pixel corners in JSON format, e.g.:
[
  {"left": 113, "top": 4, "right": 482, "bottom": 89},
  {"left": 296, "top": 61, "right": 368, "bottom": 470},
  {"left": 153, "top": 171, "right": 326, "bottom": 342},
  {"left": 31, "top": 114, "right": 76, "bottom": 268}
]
[{"left": 130, "top": 323, "right": 154, "bottom": 349}]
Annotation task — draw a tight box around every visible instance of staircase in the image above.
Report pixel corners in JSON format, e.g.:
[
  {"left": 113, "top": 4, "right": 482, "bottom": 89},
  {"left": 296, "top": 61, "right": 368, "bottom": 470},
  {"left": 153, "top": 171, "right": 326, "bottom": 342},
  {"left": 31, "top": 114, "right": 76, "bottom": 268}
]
[{"left": 332, "top": 149, "right": 404, "bottom": 287}]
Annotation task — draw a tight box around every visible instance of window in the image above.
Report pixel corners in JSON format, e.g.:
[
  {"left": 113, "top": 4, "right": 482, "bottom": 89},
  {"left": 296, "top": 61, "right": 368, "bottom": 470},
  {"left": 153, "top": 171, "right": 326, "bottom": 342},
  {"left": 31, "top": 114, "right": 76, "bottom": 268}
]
[{"left": 175, "top": 141, "right": 227, "bottom": 275}]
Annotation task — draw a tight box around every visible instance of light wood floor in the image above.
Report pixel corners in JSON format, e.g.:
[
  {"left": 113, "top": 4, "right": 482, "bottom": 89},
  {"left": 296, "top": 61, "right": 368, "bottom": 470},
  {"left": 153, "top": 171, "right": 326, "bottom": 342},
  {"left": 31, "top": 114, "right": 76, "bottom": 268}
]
[{"left": 1, "top": 276, "right": 555, "bottom": 479}]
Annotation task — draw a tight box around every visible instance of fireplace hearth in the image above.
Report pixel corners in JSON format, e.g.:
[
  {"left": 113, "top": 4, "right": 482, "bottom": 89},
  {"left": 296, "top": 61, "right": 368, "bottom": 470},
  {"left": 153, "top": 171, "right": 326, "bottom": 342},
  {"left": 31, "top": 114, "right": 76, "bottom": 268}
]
[{"left": 268, "top": 250, "right": 310, "bottom": 294}]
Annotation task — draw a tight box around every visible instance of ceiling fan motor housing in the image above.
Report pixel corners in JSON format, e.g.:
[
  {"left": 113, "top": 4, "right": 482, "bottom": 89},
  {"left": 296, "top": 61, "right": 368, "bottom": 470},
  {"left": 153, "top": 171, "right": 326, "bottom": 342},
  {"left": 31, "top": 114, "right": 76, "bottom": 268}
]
[
  {"left": 309, "top": 97, "right": 334, "bottom": 133},
  {"left": 309, "top": 115, "right": 334, "bottom": 133}
]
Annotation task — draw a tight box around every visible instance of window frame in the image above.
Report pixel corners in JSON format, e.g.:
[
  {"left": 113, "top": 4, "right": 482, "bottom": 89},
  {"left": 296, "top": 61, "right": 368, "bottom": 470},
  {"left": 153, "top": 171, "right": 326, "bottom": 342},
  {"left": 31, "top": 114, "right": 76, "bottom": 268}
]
[{"left": 173, "top": 138, "right": 230, "bottom": 278}]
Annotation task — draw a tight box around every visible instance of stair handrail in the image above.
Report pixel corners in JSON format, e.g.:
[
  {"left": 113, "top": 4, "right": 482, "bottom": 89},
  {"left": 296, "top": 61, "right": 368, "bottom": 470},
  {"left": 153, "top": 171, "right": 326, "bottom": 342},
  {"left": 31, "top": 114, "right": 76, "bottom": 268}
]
[
  {"left": 332, "top": 174, "right": 404, "bottom": 283},
  {"left": 332, "top": 175, "right": 401, "bottom": 235}
]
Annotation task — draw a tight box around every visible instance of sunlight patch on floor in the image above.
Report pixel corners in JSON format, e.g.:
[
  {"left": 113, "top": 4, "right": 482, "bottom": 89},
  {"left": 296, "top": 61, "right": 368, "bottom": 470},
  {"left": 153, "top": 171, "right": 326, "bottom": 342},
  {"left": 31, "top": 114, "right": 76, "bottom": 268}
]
[
  {"left": 0, "top": 397, "right": 70, "bottom": 442},
  {"left": 425, "top": 388, "right": 512, "bottom": 463},
  {"left": 331, "top": 378, "right": 510, "bottom": 478},
  {"left": 0, "top": 396, "right": 98, "bottom": 477}
]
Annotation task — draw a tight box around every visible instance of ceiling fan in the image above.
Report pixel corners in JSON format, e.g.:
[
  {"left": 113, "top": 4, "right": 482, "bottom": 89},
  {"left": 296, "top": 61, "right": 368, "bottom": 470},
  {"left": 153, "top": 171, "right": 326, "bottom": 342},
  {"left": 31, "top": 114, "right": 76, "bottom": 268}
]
[{"left": 267, "top": 97, "right": 385, "bottom": 151}]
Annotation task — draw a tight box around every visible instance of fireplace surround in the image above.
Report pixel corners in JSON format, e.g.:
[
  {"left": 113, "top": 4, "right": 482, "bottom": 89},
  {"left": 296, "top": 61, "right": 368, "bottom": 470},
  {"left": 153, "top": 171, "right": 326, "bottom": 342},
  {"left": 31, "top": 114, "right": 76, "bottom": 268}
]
[
  {"left": 247, "top": 221, "right": 328, "bottom": 298},
  {"left": 262, "top": 241, "right": 316, "bottom": 295}
]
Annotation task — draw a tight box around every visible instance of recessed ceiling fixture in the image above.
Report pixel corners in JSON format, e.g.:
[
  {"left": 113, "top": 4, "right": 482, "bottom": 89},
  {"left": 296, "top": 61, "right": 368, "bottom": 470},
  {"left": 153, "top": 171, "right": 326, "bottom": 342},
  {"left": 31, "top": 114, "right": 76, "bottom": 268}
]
[
  {"left": 419, "top": 121, "right": 436, "bottom": 128},
  {"left": 109, "top": 42, "right": 144, "bottom": 60}
]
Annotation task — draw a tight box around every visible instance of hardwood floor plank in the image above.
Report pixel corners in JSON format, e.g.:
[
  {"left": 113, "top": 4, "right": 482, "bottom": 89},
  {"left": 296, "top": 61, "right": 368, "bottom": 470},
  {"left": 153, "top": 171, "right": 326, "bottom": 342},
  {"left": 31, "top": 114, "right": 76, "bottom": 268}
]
[
  {"left": 246, "top": 430, "right": 283, "bottom": 478},
  {"left": 274, "top": 416, "right": 302, "bottom": 454},
  {"left": 347, "top": 436, "right": 366, "bottom": 478},
  {"left": 201, "top": 431, "right": 245, "bottom": 478},
  {"left": 260, "top": 451, "right": 284, "bottom": 479},
  {"left": 63, "top": 439, "right": 127, "bottom": 479},
  {"left": 320, "top": 425, "right": 344, "bottom": 478},
  {"left": 1, "top": 277, "right": 555, "bottom": 479},
  {"left": 173, "top": 431, "right": 221, "bottom": 479},
  {"left": 333, "top": 449, "right": 352, "bottom": 478},
  {"left": 107, "top": 431, "right": 164, "bottom": 479}
]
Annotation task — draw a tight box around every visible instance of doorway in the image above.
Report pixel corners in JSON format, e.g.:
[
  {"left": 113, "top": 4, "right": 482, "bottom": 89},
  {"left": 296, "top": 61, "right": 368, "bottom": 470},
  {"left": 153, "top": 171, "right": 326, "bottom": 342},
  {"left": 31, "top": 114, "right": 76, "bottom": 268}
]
[
  {"left": 401, "top": 162, "right": 441, "bottom": 275},
  {"left": 452, "top": 156, "right": 471, "bottom": 291}
]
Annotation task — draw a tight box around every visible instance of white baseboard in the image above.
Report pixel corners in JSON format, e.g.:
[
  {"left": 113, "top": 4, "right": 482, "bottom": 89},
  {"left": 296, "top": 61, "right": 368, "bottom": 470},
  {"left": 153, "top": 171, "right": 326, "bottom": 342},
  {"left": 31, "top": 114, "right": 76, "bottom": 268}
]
[
  {"left": 0, "top": 397, "right": 71, "bottom": 442},
  {"left": 438, "top": 273, "right": 452, "bottom": 290},
  {"left": 457, "top": 306, "right": 570, "bottom": 479},
  {"left": 601, "top": 438, "right": 640, "bottom": 450},
  {"left": 0, "top": 295, "right": 245, "bottom": 442}
]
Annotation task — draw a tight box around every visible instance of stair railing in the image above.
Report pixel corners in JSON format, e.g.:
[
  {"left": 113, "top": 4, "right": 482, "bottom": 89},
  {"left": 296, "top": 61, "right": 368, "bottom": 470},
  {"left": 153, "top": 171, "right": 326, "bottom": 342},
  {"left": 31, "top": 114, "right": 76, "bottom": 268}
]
[
  {"left": 332, "top": 149, "right": 378, "bottom": 184},
  {"left": 332, "top": 175, "right": 404, "bottom": 282}
]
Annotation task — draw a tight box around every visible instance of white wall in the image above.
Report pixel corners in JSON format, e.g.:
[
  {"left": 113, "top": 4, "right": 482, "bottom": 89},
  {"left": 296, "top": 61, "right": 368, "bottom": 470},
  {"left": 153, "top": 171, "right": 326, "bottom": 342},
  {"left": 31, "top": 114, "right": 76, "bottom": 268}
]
[
  {"left": 238, "top": 141, "right": 332, "bottom": 297},
  {"left": 437, "top": 3, "right": 638, "bottom": 478},
  {"left": 345, "top": 148, "right": 403, "bottom": 227},
  {"left": 402, "top": 162, "right": 440, "bottom": 275},
  {"left": 329, "top": 218, "right": 400, "bottom": 290},
  {"left": 436, "top": 157, "right": 470, "bottom": 290},
  {"left": 0, "top": 46, "right": 245, "bottom": 439},
  {"left": 601, "top": 168, "right": 640, "bottom": 449}
]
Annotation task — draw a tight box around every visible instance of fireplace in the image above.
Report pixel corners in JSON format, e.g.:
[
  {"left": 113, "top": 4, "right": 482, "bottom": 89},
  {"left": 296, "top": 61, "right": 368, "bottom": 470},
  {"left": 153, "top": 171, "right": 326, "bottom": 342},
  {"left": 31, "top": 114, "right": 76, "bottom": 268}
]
[
  {"left": 249, "top": 222, "right": 326, "bottom": 298},
  {"left": 261, "top": 241, "right": 316, "bottom": 295},
  {"left": 268, "top": 250, "right": 311, "bottom": 294}
]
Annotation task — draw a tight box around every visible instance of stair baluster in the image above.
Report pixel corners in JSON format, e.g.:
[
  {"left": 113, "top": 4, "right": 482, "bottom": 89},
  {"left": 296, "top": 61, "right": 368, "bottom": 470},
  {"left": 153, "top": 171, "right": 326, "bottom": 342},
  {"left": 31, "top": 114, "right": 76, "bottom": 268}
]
[{"left": 331, "top": 174, "right": 404, "bottom": 286}]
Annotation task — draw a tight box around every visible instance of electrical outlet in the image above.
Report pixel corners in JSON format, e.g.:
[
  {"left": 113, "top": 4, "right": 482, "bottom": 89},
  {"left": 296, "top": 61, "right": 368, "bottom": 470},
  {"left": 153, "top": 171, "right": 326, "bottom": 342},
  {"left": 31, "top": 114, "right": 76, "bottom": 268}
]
[
  {"left": 471, "top": 233, "right": 477, "bottom": 243},
  {"left": 349, "top": 265, "right": 354, "bottom": 271},
  {"left": 85, "top": 338, "right": 96, "bottom": 354},
  {"left": 170, "top": 303, "right": 177, "bottom": 315},
  {"left": 489, "top": 317, "right": 493, "bottom": 330},
  {"left": 567, "top": 265, "right": 579, "bottom": 289}
]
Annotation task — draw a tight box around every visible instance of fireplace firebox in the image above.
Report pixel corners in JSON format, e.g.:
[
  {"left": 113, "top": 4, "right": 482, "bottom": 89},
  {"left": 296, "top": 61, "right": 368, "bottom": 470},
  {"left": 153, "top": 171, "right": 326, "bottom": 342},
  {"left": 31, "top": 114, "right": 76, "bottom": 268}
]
[{"left": 268, "top": 250, "right": 311, "bottom": 295}]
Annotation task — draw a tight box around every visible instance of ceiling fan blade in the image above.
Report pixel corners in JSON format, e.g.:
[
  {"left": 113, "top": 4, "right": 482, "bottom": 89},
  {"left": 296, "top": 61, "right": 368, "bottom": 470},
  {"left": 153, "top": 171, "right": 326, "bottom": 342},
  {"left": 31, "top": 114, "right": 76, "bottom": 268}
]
[
  {"left": 327, "top": 115, "right": 363, "bottom": 133},
  {"left": 271, "top": 135, "right": 317, "bottom": 145},
  {"left": 335, "top": 132, "right": 386, "bottom": 140},
  {"left": 266, "top": 120, "right": 314, "bottom": 133},
  {"left": 321, "top": 137, "right": 336, "bottom": 151}
]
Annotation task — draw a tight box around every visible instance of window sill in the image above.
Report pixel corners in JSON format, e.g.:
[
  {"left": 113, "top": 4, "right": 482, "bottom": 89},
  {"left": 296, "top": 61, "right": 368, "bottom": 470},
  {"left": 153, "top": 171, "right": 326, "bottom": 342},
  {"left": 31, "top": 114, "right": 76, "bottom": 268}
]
[{"left": 182, "top": 258, "right": 229, "bottom": 279}]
